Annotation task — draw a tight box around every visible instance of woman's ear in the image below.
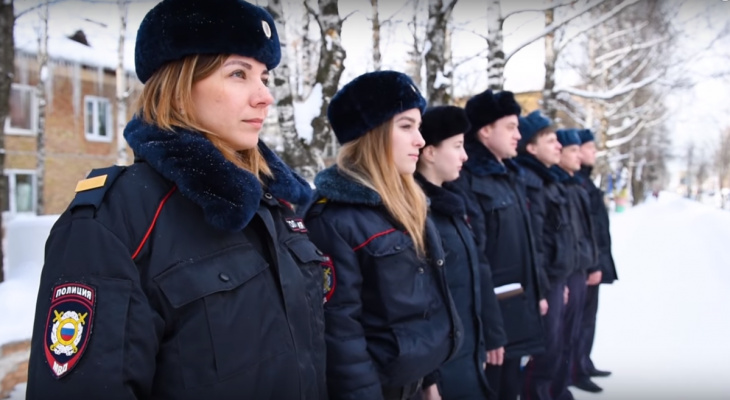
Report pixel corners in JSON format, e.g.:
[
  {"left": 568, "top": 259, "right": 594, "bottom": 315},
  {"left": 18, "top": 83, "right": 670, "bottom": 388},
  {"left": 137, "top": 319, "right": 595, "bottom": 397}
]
[{"left": 421, "top": 145, "right": 437, "bottom": 163}]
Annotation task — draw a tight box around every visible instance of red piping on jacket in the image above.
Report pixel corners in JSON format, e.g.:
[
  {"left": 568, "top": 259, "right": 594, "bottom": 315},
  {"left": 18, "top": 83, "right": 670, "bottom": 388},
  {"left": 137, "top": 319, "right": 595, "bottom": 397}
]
[
  {"left": 352, "top": 228, "right": 397, "bottom": 252},
  {"left": 132, "top": 186, "right": 177, "bottom": 260}
]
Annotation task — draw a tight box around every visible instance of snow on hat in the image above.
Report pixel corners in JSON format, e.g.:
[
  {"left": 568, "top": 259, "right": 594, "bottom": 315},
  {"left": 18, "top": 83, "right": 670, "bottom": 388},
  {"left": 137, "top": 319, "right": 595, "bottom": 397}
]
[
  {"left": 464, "top": 89, "right": 521, "bottom": 137},
  {"left": 518, "top": 110, "right": 553, "bottom": 147},
  {"left": 556, "top": 128, "right": 582, "bottom": 147},
  {"left": 327, "top": 71, "right": 427, "bottom": 145},
  {"left": 420, "top": 106, "right": 471, "bottom": 147},
  {"left": 578, "top": 128, "right": 595, "bottom": 144},
  {"left": 135, "top": 0, "right": 280, "bottom": 83}
]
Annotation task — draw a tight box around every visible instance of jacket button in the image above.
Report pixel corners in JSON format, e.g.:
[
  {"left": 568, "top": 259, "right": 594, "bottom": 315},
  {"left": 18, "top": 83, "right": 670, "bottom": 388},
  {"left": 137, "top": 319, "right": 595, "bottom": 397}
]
[
  {"left": 436, "top": 259, "right": 444, "bottom": 267},
  {"left": 455, "top": 330, "right": 462, "bottom": 338},
  {"left": 394, "top": 245, "right": 402, "bottom": 251},
  {"left": 219, "top": 273, "right": 230, "bottom": 282},
  {"left": 264, "top": 193, "right": 273, "bottom": 200},
  {"left": 417, "top": 267, "right": 424, "bottom": 274}
]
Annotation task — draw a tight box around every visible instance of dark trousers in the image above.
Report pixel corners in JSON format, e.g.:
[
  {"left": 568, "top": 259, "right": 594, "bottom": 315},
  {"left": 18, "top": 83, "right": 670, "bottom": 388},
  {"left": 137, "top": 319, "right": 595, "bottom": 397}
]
[
  {"left": 551, "top": 271, "right": 586, "bottom": 400},
  {"left": 573, "top": 284, "right": 599, "bottom": 380},
  {"left": 485, "top": 357, "right": 522, "bottom": 400},
  {"left": 522, "top": 280, "right": 566, "bottom": 400}
]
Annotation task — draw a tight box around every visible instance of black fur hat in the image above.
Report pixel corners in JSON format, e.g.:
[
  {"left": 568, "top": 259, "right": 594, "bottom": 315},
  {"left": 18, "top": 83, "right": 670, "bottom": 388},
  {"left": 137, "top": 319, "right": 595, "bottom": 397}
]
[
  {"left": 135, "top": 0, "right": 281, "bottom": 83},
  {"left": 327, "top": 71, "right": 427, "bottom": 145},
  {"left": 421, "top": 106, "right": 471, "bottom": 147},
  {"left": 464, "top": 89, "right": 521, "bottom": 137}
]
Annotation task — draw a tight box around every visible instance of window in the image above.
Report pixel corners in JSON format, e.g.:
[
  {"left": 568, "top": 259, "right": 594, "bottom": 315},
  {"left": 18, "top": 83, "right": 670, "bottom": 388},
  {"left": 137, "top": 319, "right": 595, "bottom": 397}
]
[
  {"left": 4, "top": 84, "right": 37, "bottom": 135},
  {"left": 3, "top": 170, "right": 36, "bottom": 214},
  {"left": 84, "top": 96, "right": 112, "bottom": 142}
]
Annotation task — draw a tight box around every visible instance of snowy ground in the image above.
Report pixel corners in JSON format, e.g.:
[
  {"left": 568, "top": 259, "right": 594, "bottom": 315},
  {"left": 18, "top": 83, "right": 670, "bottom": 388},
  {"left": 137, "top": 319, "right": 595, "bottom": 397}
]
[
  {"left": 578, "top": 192, "right": 730, "bottom": 400},
  {"left": 2, "top": 192, "right": 730, "bottom": 399}
]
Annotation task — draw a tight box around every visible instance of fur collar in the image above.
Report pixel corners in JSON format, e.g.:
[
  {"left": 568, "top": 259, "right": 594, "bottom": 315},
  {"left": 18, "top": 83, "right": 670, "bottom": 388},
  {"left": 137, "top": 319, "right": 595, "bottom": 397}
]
[
  {"left": 463, "top": 139, "right": 523, "bottom": 178},
  {"left": 551, "top": 165, "right": 581, "bottom": 184},
  {"left": 515, "top": 154, "right": 558, "bottom": 183},
  {"left": 123, "top": 117, "right": 312, "bottom": 232},
  {"left": 415, "top": 173, "right": 466, "bottom": 218},
  {"left": 312, "top": 165, "right": 382, "bottom": 206}
]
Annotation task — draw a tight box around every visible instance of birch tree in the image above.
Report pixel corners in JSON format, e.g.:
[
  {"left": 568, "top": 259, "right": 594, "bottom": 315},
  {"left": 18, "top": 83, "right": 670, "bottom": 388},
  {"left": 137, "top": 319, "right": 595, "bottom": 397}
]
[
  {"left": 371, "top": 0, "right": 381, "bottom": 71},
  {"left": 115, "top": 0, "right": 128, "bottom": 165},
  {"left": 305, "top": 0, "right": 346, "bottom": 170},
  {"left": 0, "top": 0, "right": 14, "bottom": 282},
  {"left": 714, "top": 128, "right": 730, "bottom": 208},
  {"left": 554, "top": 0, "right": 677, "bottom": 198},
  {"left": 267, "top": 0, "right": 317, "bottom": 178},
  {"left": 35, "top": 0, "right": 48, "bottom": 215},
  {"left": 424, "top": 0, "right": 457, "bottom": 105},
  {"left": 486, "top": 0, "right": 607, "bottom": 91}
]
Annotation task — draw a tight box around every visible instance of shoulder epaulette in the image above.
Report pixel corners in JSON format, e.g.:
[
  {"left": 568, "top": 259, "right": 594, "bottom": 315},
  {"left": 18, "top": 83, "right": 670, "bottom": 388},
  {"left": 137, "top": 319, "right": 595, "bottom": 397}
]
[{"left": 70, "top": 165, "right": 126, "bottom": 211}]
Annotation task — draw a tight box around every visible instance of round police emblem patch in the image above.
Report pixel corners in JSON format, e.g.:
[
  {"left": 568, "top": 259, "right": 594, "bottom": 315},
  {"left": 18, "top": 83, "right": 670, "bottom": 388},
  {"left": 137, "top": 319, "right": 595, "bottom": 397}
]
[
  {"left": 43, "top": 283, "right": 95, "bottom": 379},
  {"left": 322, "top": 256, "right": 336, "bottom": 303}
]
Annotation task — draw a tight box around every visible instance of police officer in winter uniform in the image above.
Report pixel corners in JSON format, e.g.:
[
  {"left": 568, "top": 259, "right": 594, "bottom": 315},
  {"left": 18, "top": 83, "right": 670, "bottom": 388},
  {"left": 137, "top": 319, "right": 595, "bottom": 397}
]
[
  {"left": 572, "top": 129, "right": 618, "bottom": 391},
  {"left": 26, "top": 1, "right": 327, "bottom": 399},
  {"left": 514, "top": 111, "right": 577, "bottom": 400},
  {"left": 550, "top": 129, "right": 599, "bottom": 400},
  {"left": 415, "top": 105, "right": 508, "bottom": 399},
  {"left": 454, "top": 90, "right": 546, "bottom": 400},
  {"left": 303, "top": 71, "right": 462, "bottom": 400}
]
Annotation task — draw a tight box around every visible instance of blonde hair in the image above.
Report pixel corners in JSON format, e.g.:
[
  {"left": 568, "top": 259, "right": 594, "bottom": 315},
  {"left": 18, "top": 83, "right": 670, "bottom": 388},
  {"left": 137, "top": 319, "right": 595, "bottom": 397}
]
[
  {"left": 337, "top": 121, "right": 429, "bottom": 256},
  {"left": 135, "top": 54, "right": 271, "bottom": 179}
]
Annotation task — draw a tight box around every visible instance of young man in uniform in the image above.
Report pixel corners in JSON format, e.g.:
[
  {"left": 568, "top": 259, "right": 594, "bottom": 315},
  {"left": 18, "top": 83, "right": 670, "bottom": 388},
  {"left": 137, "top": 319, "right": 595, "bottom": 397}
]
[
  {"left": 515, "top": 111, "right": 576, "bottom": 400},
  {"left": 551, "top": 129, "right": 599, "bottom": 400},
  {"left": 455, "top": 90, "right": 546, "bottom": 400},
  {"left": 572, "top": 129, "right": 618, "bottom": 393}
]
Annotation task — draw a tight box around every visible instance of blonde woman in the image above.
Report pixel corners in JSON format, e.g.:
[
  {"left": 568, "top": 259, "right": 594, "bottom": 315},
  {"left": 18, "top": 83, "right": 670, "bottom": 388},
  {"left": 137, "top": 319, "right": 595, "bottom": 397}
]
[
  {"left": 304, "top": 71, "right": 462, "bottom": 400},
  {"left": 27, "top": 1, "right": 326, "bottom": 399}
]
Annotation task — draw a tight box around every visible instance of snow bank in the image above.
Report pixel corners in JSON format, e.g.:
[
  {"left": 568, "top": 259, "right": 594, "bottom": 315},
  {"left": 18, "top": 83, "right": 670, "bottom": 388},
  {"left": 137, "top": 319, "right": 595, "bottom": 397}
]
[
  {"left": 583, "top": 192, "right": 730, "bottom": 399},
  {"left": 0, "top": 215, "right": 58, "bottom": 346}
]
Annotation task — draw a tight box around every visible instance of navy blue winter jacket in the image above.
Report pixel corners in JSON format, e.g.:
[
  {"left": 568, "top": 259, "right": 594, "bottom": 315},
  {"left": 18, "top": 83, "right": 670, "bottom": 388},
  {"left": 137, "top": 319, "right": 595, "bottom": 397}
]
[
  {"left": 304, "top": 166, "right": 462, "bottom": 400},
  {"left": 552, "top": 166, "right": 599, "bottom": 274},
  {"left": 578, "top": 166, "right": 618, "bottom": 283},
  {"left": 516, "top": 154, "right": 577, "bottom": 286},
  {"left": 27, "top": 118, "right": 327, "bottom": 400},
  {"left": 416, "top": 173, "right": 506, "bottom": 399},
  {"left": 453, "top": 141, "right": 545, "bottom": 359}
]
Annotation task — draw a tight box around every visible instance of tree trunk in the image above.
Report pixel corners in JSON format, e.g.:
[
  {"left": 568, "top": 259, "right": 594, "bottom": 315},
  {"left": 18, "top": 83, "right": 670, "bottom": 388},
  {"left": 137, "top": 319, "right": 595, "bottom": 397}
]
[
  {"left": 267, "top": 0, "right": 317, "bottom": 179},
  {"left": 424, "top": 0, "right": 456, "bottom": 106},
  {"left": 542, "top": 7, "right": 558, "bottom": 120},
  {"left": 486, "top": 0, "right": 505, "bottom": 91},
  {"left": 116, "top": 0, "right": 129, "bottom": 165},
  {"left": 309, "top": 0, "right": 346, "bottom": 168},
  {"left": 406, "top": 2, "right": 424, "bottom": 87},
  {"left": 0, "top": 0, "right": 15, "bottom": 282},
  {"left": 371, "top": 0, "right": 381, "bottom": 71},
  {"left": 35, "top": 0, "right": 48, "bottom": 215}
]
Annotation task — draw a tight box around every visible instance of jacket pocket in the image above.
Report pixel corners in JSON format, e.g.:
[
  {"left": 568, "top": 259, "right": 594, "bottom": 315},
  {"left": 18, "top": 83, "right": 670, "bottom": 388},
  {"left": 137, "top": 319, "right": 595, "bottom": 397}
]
[{"left": 155, "top": 243, "right": 292, "bottom": 387}]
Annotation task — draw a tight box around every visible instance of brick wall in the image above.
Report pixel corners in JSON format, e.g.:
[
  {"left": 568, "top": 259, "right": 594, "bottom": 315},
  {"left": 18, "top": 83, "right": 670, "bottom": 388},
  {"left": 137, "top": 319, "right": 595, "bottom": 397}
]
[{"left": 7, "top": 54, "right": 140, "bottom": 215}]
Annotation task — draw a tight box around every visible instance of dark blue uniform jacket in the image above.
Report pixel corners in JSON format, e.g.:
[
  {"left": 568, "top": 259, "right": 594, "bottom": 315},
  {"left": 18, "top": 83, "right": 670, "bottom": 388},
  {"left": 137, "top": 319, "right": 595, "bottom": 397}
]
[
  {"left": 552, "top": 166, "right": 599, "bottom": 274},
  {"left": 416, "top": 173, "right": 506, "bottom": 399},
  {"left": 453, "top": 141, "right": 545, "bottom": 359},
  {"left": 578, "top": 166, "right": 618, "bottom": 283},
  {"left": 516, "top": 155, "right": 577, "bottom": 286},
  {"left": 27, "top": 118, "right": 327, "bottom": 400},
  {"left": 303, "top": 166, "right": 462, "bottom": 400}
]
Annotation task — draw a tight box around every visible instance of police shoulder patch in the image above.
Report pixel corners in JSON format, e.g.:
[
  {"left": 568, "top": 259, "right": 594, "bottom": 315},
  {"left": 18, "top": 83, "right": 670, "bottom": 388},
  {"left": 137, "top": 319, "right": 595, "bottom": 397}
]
[
  {"left": 44, "top": 283, "right": 96, "bottom": 379},
  {"left": 322, "top": 255, "right": 336, "bottom": 304}
]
